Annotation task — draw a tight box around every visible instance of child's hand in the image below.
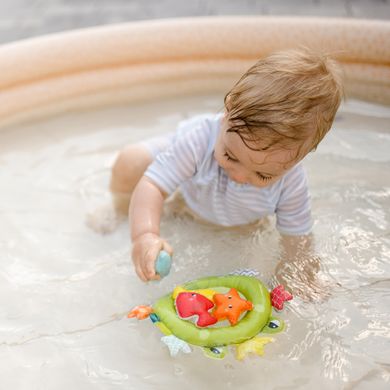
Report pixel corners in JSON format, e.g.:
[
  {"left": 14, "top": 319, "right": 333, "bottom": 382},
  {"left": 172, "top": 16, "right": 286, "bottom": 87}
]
[
  {"left": 131, "top": 232, "right": 173, "bottom": 282},
  {"left": 274, "top": 256, "right": 331, "bottom": 302}
]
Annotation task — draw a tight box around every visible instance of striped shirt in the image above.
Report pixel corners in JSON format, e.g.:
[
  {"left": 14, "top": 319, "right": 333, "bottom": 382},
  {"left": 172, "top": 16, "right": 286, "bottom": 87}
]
[{"left": 144, "top": 113, "right": 312, "bottom": 235}]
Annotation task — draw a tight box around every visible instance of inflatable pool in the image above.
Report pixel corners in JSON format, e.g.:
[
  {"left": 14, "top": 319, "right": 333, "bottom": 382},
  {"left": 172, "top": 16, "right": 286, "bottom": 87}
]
[
  {"left": 0, "top": 17, "right": 389, "bottom": 128},
  {"left": 1, "top": 16, "right": 389, "bottom": 390}
]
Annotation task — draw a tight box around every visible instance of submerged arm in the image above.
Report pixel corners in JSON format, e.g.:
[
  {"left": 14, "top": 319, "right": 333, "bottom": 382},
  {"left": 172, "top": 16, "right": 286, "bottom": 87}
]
[{"left": 275, "top": 234, "right": 328, "bottom": 300}]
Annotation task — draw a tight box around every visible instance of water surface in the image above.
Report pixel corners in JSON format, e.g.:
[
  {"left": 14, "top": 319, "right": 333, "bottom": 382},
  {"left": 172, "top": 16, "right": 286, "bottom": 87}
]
[{"left": 0, "top": 95, "right": 389, "bottom": 389}]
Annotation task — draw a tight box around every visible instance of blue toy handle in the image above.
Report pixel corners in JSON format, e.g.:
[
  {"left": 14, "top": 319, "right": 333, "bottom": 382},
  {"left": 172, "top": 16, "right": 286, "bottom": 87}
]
[{"left": 155, "top": 250, "right": 172, "bottom": 278}]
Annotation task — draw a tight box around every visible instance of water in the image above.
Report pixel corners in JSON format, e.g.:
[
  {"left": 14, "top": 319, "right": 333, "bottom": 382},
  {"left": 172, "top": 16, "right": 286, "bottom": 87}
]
[{"left": 0, "top": 95, "right": 389, "bottom": 389}]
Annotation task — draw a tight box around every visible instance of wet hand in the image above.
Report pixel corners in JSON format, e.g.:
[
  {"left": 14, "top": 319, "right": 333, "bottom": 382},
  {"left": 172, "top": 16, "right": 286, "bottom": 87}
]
[
  {"left": 273, "top": 256, "right": 332, "bottom": 302},
  {"left": 131, "top": 233, "right": 173, "bottom": 282}
]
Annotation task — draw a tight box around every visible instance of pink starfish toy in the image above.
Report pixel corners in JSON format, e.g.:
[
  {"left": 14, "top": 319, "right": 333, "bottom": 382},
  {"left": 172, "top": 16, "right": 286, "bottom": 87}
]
[{"left": 270, "top": 285, "right": 293, "bottom": 310}]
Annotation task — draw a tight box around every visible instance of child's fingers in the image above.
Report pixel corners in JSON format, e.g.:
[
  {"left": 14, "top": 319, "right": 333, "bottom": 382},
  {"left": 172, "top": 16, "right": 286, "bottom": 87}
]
[
  {"left": 132, "top": 235, "right": 171, "bottom": 281},
  {"left": 135, "top": 263, "right": 148, "bottom": 282},
  {"left": 131, "top": 248, "right": 148, "bottom": 282},
  {"left": 149, "top": 273, "right": 161, "bottom": 281},
  {"left": 143, "top": 244, "right": 162, "bottom": 280},
  {"left": 145, "top": 260, "right": 158, "bottom": 280},
  {"left": 162, "top": 241, "right": 174, "bottom": 257}
]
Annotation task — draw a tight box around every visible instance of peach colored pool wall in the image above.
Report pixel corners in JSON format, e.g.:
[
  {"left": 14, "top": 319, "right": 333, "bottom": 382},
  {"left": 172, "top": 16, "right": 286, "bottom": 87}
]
[{"left": 0, "top": 16, "right": 389, "bottom": 129}]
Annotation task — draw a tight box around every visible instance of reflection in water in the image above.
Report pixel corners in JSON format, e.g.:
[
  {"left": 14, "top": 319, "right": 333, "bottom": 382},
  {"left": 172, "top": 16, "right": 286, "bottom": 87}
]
[{"left": 0, "top": 96, "right": 389, "bottom": 389}]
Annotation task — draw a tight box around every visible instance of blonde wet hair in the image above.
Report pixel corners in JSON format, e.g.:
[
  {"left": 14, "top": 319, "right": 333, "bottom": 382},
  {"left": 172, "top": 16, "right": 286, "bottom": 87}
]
[{"left": 224, "top": 47, "right": 344, "bottom": 159}]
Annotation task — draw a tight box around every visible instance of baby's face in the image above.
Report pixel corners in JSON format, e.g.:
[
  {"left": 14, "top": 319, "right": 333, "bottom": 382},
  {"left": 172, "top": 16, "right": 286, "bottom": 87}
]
[{"left": 214, "top": 114, "right": 300, "bottom": 187}]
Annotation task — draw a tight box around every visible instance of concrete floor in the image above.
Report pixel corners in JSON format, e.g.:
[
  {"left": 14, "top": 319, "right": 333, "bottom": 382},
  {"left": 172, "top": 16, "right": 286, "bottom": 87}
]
[{"left": 0, "top": 0, "right": 389, "bottom": 44}]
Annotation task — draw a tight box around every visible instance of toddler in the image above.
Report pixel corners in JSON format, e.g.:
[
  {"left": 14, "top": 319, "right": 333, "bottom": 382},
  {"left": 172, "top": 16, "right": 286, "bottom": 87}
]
[{"left": 108, "top": 48, "right": 343, "bottom": 298}]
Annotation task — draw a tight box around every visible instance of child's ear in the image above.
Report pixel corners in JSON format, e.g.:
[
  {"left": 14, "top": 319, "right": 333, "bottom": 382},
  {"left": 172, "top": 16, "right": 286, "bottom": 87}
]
[
  {"left": 224, "top": 94, "right": 232, "bottom": 113},
  {"left": 222, "top": 108, "right": 229, "bottom": 120}
]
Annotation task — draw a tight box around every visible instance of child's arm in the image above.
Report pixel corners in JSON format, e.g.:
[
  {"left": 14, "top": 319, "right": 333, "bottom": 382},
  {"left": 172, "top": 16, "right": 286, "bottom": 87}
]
[
  {"left": 274, "top": 234, "right": 329, "bottom": 301},
  {"left": 129, "top": 176, "right": 173, "bottom": 282},
  {"left": 129, "top": 118, "right": 210, "bottom": 281},
  {"left": 273, "top": 164, "right": 329, "bottom": 299}
]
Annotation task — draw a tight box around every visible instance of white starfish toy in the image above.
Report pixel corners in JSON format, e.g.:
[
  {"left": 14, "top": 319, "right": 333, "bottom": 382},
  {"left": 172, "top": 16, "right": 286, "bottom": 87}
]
[{"left": 161, "top": 335, "right": 192, "bottom": 357}]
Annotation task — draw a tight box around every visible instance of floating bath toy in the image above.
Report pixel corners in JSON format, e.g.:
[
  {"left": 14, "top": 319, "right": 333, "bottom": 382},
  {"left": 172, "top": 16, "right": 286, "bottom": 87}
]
[
  {"left": 128, "top": 271, "right": 293, "bottom": 360},
  {"left": 271, "top": 285, "right": 293, "bottom": 311},
  {"left": 127, "top": 305, "right": 153, "bottom": 320},
  {"left": 155, "top": 250, "right": 172, "bottom": 278},
  {"left": 213, "top": 288, "right": 254, "bottom": 326},
  {"left": 175, "top": 291, "right": 218, "bottom": 327}
]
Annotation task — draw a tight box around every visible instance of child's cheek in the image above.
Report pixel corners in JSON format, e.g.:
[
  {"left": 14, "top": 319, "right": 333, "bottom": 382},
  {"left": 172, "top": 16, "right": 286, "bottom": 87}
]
[{"left": 213, "top": 149, "right": 225, "bottom": 168}]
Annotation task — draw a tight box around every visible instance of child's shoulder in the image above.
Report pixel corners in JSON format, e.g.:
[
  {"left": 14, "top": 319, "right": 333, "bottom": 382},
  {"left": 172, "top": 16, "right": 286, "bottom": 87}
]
[
  {"left": 173, "top": 113, "right": 223, "bottom": 154},
  {"left": 279, "top": 161, "right": 308, "bottom": 191},
  {"left": 177, "top": 112, "right": 223, "bottom": 135}
]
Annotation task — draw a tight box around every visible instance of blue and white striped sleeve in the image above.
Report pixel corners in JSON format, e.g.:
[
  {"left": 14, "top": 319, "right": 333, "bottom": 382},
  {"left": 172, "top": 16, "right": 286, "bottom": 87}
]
[
  {"left": 275, "top": 163, "right": 312, "bottom": 236},
  {"left": 144, "top": 121, "right": 209, "bottom": 195}
]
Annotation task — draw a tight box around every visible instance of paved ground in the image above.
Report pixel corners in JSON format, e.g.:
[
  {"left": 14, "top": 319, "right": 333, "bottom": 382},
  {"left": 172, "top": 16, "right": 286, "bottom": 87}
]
[{"left": 0, "top": 0, "right": 389, "bottom": 44}]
